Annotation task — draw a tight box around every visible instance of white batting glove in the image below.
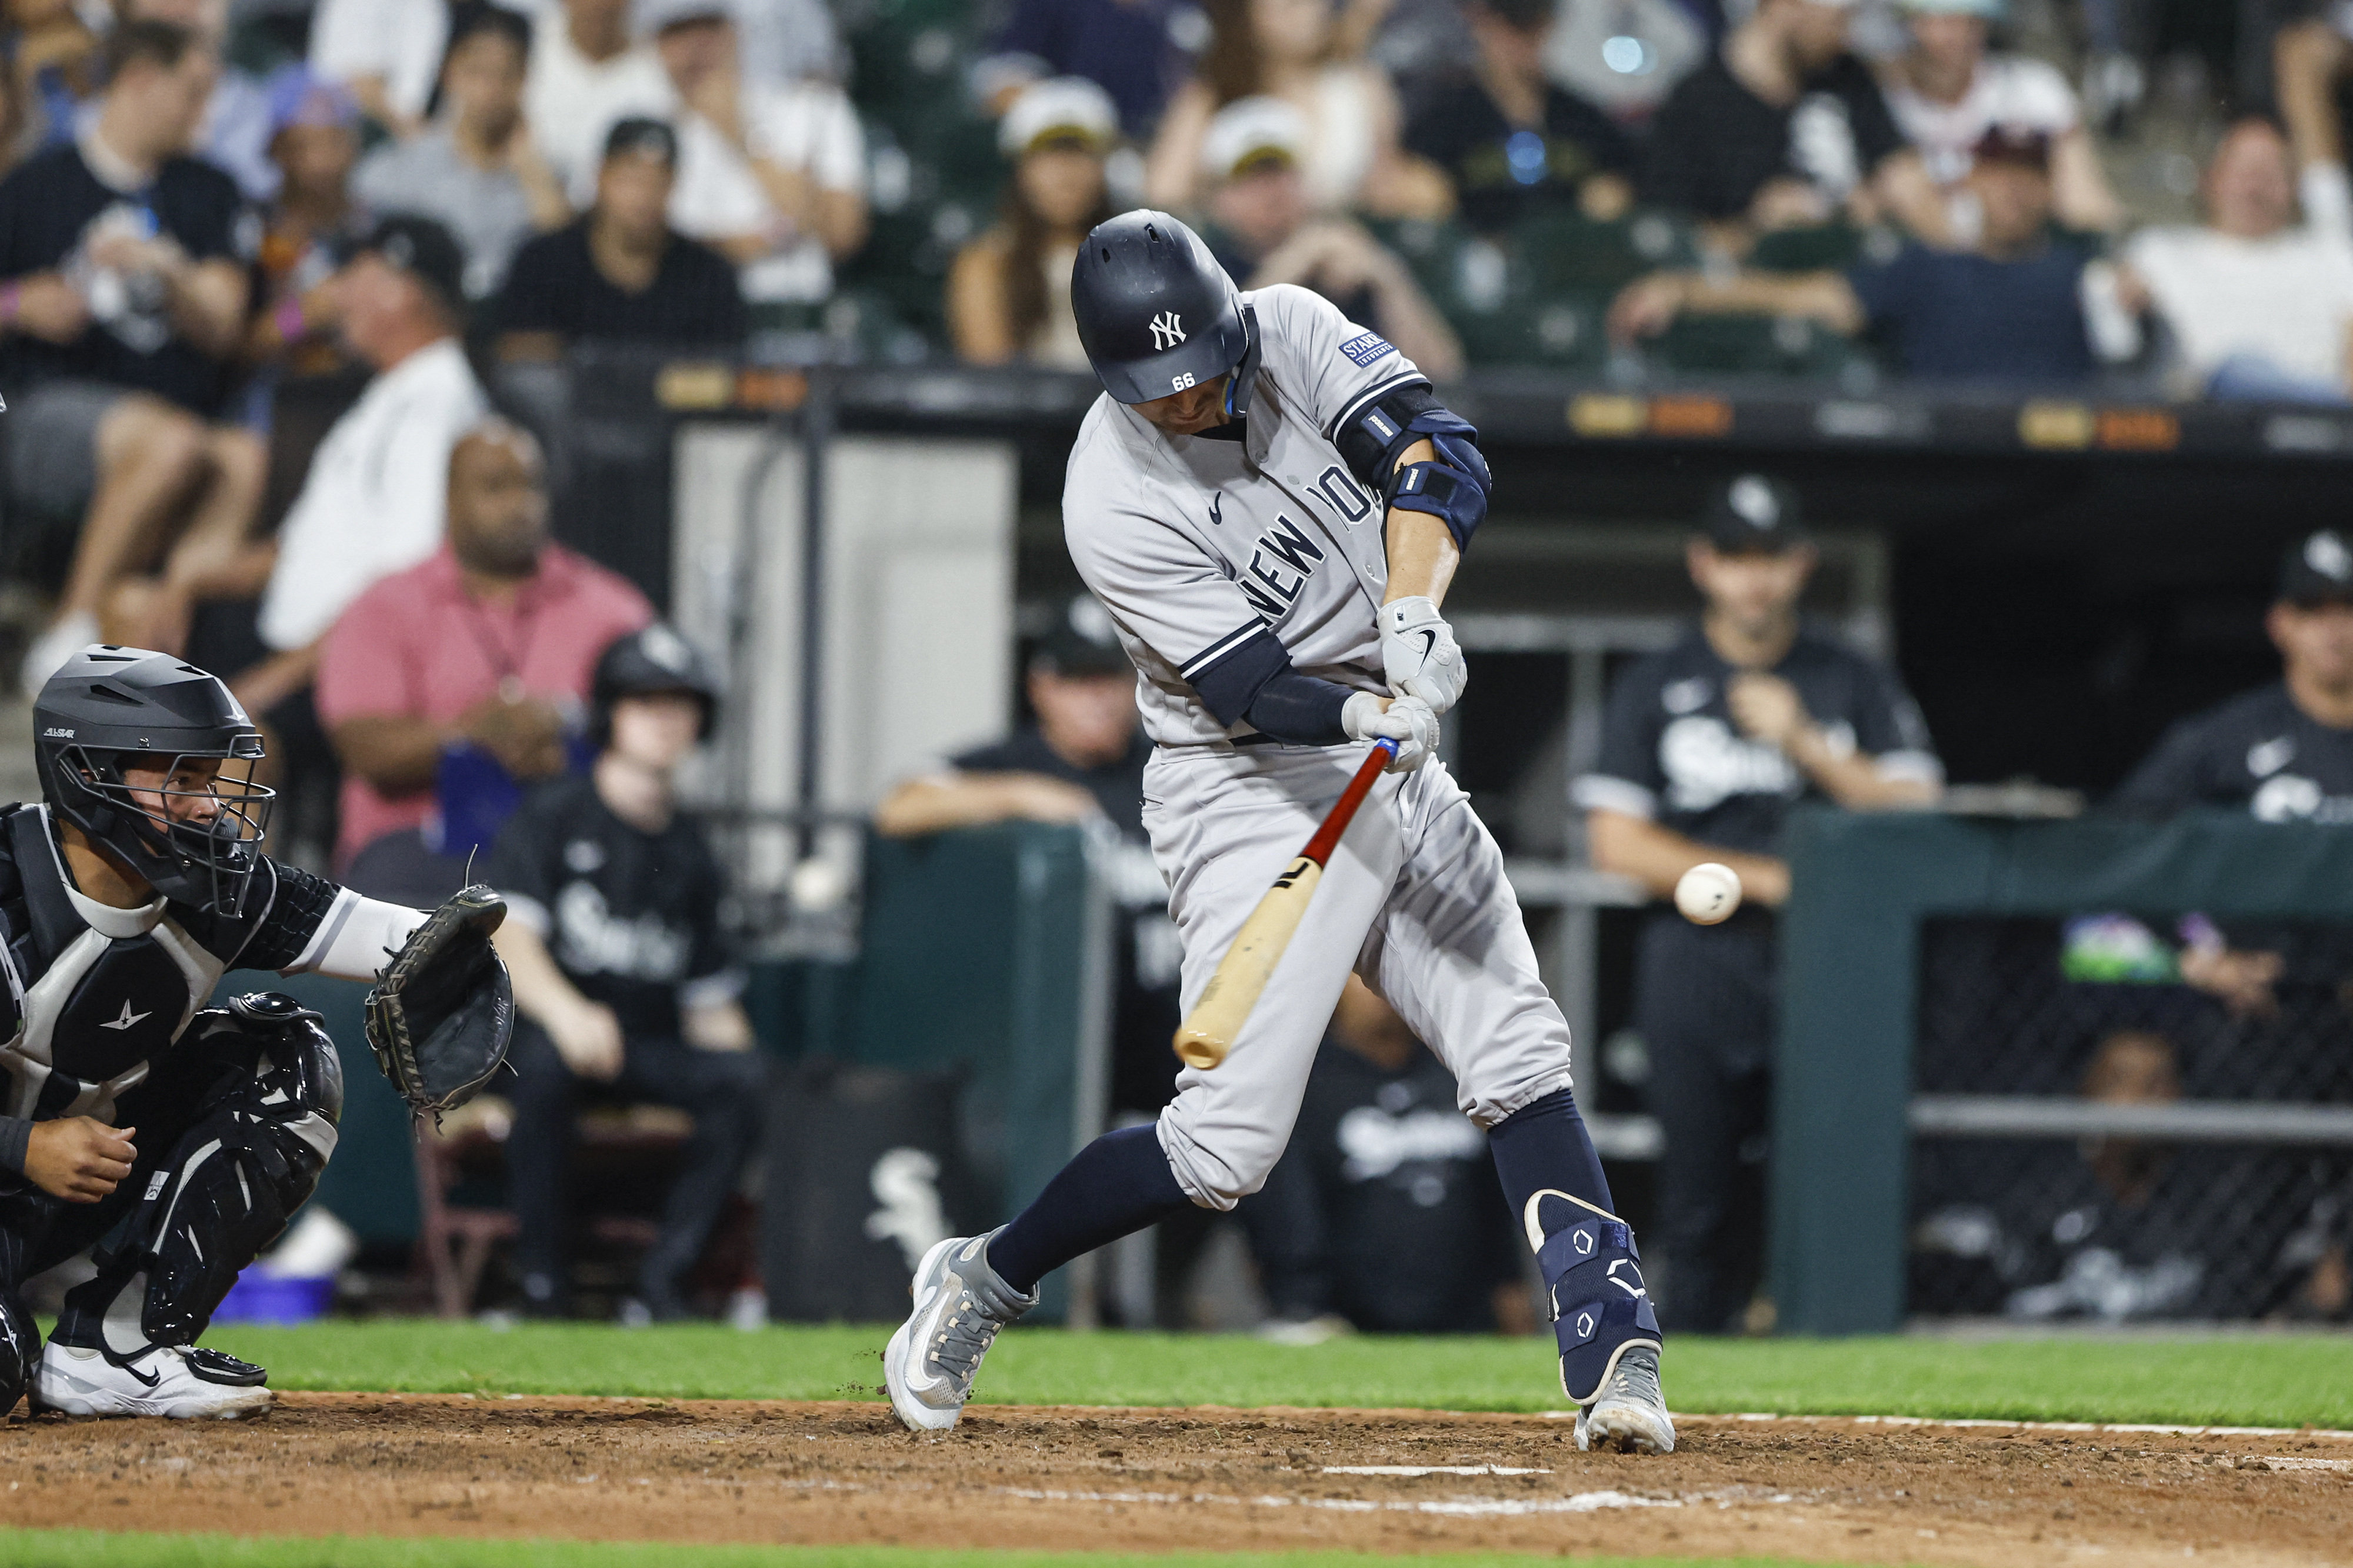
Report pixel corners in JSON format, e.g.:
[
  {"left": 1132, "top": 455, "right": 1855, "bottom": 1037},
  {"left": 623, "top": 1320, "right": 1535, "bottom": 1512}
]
[
  {"left": 1380, "top": 596, "right": 1467, "bottom": 714},
  {"left": 1343, "top": 691, "right": 1440, "bottom": 773}
]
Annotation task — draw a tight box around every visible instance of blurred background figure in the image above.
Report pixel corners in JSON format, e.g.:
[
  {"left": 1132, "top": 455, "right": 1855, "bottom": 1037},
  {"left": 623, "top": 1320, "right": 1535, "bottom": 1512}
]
[
  {"left": 491, "top": 622, "right": 761, "bottom": 1324},
  {"left": 973, "top": 0, "right": 1207, "bottom": 139},
  {"left": 1241, "top": 976, "right": 1532, "bottom": 1340},
  {"left": 1575, "top": 476, "right": 1941, "bottom": 1333},
  {"left": 1198, "top": 95, "right": 1463, "bottom": 377},
  {"left": 1541, "top": 0, "right": 1707, "bottom": 123},
  {"left": 241, "top": 66, "right": 365, "bottom": 393},
  {"left": 306, "top": 0, "right": 448, "bottom": 141},
  {"left": 116, "top": 0, "right": 278, "bottom": 202},
  {"left": 525, "top": 0, "right": 676, "bottom": 207},
  {"left": 1146, "top": 0, "right": 1449, "bottom": 216},
  {"left": 948, "top": 76, "right": 1117, "bottom": 369},
  {"left": 352, "top": 3, "right": 571, "bottom": 301}
]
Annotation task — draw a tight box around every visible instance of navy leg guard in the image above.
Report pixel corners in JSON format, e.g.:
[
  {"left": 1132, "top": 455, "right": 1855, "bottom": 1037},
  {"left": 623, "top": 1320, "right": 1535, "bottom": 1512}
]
[{"left": 1527, "top": 1189, "right": 1661, "bottom": 1406}]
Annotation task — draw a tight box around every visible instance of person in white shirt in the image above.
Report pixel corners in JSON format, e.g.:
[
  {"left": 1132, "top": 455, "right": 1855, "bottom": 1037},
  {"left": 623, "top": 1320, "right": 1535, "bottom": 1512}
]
[
  {"left": 2117, "top": 116, "right": 2353, "bottom": 405},
  {"left": 641, "top": 0, "right": 869, "bottom": 305},
  {"left": 244, "top": 217, "right": 491, "bottom": 713},
  {"left": 526, "top": 0, "right": 677, "bottom": 206},
  {"left": 307, "top": 0, "right": 450, "bottom": 141},
  {"left": 1878, "top": 0, "right": 2120, "bottom": 236}
]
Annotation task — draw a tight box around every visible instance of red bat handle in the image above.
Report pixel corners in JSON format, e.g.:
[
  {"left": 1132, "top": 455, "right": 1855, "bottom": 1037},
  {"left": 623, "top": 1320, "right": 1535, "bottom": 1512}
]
[{"left": 1299, "top": 738, "right": 1397, "bottom": 867}]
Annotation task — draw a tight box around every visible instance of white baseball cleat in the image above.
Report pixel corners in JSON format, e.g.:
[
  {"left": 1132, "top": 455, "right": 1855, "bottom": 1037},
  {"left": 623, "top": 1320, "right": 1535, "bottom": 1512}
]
[
  {"left": 884, "top": 1229, "right": 1036, "bottom": 1432},
  {"left": 1574, "top": 1343, "right": 1675, "bottom": 1454},
  {"left": 32, "top": 1342, "right": 274, "bottom": 1419}
]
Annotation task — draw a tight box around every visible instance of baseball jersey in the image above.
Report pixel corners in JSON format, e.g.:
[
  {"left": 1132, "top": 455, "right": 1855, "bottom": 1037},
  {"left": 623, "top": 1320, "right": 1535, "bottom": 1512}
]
[
  {"left": 1574, "top": 626, "right": 1941, "bottom": 856},
  {"left": 2111, "top": 684, "right": 2353, "bottom": 823},
  {"left": 1063, "top": 283, "right": 1425, "bottom": 748}
]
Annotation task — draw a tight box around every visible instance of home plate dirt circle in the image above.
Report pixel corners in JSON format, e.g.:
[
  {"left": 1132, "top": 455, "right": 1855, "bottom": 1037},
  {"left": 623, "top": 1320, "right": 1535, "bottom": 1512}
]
[{"left": 4, "top": 1394, "right": 2349, "bottom": 1566}]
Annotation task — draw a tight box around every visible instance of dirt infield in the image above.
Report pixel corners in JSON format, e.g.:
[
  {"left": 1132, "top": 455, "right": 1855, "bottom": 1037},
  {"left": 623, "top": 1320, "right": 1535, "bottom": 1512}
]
[{"left": 5, "top": 1394, "right": 2352, "bottom": 1566}]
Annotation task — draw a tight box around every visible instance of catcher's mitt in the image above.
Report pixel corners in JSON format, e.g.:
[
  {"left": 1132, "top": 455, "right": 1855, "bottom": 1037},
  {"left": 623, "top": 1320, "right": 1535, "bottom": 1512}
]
[{"left": 364, "top": 884, "right": 515, "bottom": 1119}]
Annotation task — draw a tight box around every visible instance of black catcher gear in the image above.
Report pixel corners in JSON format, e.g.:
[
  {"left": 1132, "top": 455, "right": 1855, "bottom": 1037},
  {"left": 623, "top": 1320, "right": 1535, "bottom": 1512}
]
[
  {"left": 364, "top": 885, "right": 515, "bottom": 1119},
  {"left": 33, "top": 647, "right": 272, "bottom": 917},
  {"left": 1072, "top": 210, "right": 1259, "bottom": 412},
  {"left": 591, "top": 622, "right": 721, "bottom": 748}
]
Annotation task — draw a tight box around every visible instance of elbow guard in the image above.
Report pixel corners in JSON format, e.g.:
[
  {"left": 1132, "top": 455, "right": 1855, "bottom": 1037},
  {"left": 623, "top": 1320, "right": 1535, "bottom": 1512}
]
[{"left": 1333, "top": 383, "right": 1490, "bottom": 553}]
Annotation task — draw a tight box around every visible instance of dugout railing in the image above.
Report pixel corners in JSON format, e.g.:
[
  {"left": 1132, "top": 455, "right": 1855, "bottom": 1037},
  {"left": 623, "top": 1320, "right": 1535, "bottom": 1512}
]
[{"left": 1775, "top": 808, "right": 2353, "bottom": 1335}]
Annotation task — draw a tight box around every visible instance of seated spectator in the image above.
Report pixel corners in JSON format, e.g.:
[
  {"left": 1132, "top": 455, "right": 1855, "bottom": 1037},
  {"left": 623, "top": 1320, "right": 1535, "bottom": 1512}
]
[
  {"left": 495, "top": 118, "right": 745, "bottom": 359},
  {"left": 1145, "top": 0, "right": 1451, "bottom": 218},
  {"left": 254, "top": 216, "right": 488, "bottom": 698},
  {"left": 315, "top": 418, "right": 652, "bottom": 902},
  {"left": 1642, "top": 0, "right": 1949, "bottom": 251},
  {"left": 489, "top": 623, "right": 761, "bottom": 1323},
  {"left": 1199, "top": 97, "right": 1464, "bottom": 379},
  {"left": 8, "top": 0, "right": 103, "bottom": 154},
  {"left": 353, "top": 4, "right": 572, "bottom": 301},
  {"left": 241, "top": 68, "right": 368, "bottom": 388},
  {"left": 1239, "top": 977, "right": 1529, "bottom": 1338},
  {"left": 120, "top": 0, "right": 279, "bottom": 202},
  {"left": 307, "top": 0, "right": 448, "bottom": 142},
  {"left": 644, "top": 0, "right": 868, "bottom": 305},
  {"left": 1612, "top": 128, "right": 2112, "bottom": 385},
  {"left": 1402, "top": 0, "right": 1636, "bottom": 233},
  {"left": 972, "top": 0, "right": 1204, "bottom": 139},
  {"left": 2115, "top": 118, "right": 2353, "bottom": 405},
  {"left": 947, "top": 77, "right": 1117, "bottom": 369},
  {"left": 1, "top": 21, "right": 262, "bottom": 690},
  {"left": 525, "top": 0, "right": 675, "bottom": 207},
  {"left": 1879, "top": 0, "right": 2119, "bottom": 236}
]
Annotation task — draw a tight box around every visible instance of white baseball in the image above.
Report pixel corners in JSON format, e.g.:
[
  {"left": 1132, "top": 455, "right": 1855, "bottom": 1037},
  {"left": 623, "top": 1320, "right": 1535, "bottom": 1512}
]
[{"left": 1674, "top": 862, "right": 1742, "bottom": 925}]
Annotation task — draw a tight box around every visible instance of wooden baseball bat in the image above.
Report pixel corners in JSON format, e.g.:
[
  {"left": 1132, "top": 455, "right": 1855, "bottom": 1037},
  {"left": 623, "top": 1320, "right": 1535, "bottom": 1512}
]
[{"left": 1172, "top": 738, "right": 1398, "bottom": 1070}]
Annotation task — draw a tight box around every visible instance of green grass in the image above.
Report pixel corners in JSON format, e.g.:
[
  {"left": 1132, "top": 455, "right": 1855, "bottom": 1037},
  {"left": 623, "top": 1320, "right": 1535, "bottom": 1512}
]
[
  {"left": 194, "top": 1319, "right": 2353, "bottom": 1429},
  {"left": 0, "top": 1538, "right": 1859, "bottom": 1568}
]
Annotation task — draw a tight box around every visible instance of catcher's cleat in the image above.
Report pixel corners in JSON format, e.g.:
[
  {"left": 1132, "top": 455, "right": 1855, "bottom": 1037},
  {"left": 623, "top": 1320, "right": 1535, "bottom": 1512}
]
[
  {"left": 32, "top": 1342, "right": 274, "bottom": 1419},
  {"left": 884, "top": 1229, "right": 1036, "bottom": 1432},
  {"left": 1574, "top": 1343, "right": 1675, "bottom": 1454}
]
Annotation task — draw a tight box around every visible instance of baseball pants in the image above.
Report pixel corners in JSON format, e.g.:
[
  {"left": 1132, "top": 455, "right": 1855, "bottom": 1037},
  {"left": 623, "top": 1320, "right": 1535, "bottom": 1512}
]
[{"left": 1141, "top": 740, "right": 1575, "bottom": 1209}]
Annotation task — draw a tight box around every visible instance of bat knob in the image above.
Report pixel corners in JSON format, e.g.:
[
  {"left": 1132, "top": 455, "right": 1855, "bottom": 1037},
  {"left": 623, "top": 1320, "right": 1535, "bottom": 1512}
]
[{"left": 1173, "top": 1029, "right": 1227, "bottom": 1070}]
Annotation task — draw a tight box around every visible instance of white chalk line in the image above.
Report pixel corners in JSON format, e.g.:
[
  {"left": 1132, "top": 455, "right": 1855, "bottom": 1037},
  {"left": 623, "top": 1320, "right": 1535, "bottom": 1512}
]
[
  {"left": 997, "top": 1484, "right": 1672, "bottom": 1518},
  {"left": 1321, "top": 1464, "right": 1550, "bottom": 1476},
  {"left": 1534, "top": 1411, "right": 2353, "bottom": 1442}
]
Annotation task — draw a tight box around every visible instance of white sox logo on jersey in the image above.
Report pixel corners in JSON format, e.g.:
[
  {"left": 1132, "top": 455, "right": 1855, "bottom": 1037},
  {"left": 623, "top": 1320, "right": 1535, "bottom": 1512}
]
[
  {"left": 1149, "top": 312, "right": 1185, "bottom": 350},
  {"left": 1238, "top": 514, "right": 1325, "bottom": 620}
]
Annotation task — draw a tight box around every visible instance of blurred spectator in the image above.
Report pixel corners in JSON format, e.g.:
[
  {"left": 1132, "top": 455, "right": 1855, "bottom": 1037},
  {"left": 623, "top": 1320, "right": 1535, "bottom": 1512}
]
[
  {"left": 1401, "top": 0, "right": 1636, "bottom": 232},
  {"left": 353, "top": 4, "right": 572, "bottom": 301},
  {"left": 248, "top": 217, "right": 486, "bottom": 713},
  {"left": 1879, "top": 0, "right": 2121, "bottom": 236},
  {"left": 948, "top": 76, "right": 1117, "bottom": 369},
  {"left": 490, "top": 622, "right": 760, "bottom": 1323},
  {"left": 525, "top": 0, "right": 674, "bottom": 207},
  {"left": 241, "top": 67, "right": 366, "bottom": 387},
  {"left": 494, "top": 116, "right": 745, "bottom": 359},
  {"left": 1239, "top": 976, "right": 1530, "bottom": 1339},
  {"left": 111, "top": 0, "right": 278, "bottom": 202},
  {"left": 733, "top": 0, "right": 843, "bottom": 91},
  {"left": 1145, "top": 0, "right": 1451, "bottom": 218},
  {"left": 1575, "top": 476, "right": 1939, "bottom": 1332},
  {"left": 2277, "top": 9, "right": 2353, "bottom": 177},
  {"left": 308, "top": 0, "right": 448, "bottom": 141},
  {"left": 875, "top": 594, "right": 1182, "bottom": 1123},
  {"left": 1542, "top": 0, "right": 1707, "bottom": 122},
  {"left": 316, "top": 418, "right": 651, "bottom": 902},
  {"left": 1199, "top": 96, "right": 1464, "bottom": 378},
  {"left": 643, "top": 0, "right": 868, "bottom": 305},
  {"left": 1642, "top": 0, "right": 1949, "bottom": 250},
  {"left": 8, "top": 0, "right": 103, "bottom": 155},
  {"left": 1, "top": 21, "right": 262, "bottom": 690},
  {"left": 2116, "top": 118, "right": 2353, "bottom": 405},
  {"left": 1613, "top": 129, "right": 2115, "bottom": 385},
  {"left": 974, "top": 0, "right": 1205, "bottom": 138}
]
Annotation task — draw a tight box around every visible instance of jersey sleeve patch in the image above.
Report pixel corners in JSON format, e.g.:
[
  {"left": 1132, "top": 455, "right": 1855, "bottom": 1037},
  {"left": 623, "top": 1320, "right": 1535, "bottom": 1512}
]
[{"left": 1339, "top": 330, "right": 1398, "bottom": 368}]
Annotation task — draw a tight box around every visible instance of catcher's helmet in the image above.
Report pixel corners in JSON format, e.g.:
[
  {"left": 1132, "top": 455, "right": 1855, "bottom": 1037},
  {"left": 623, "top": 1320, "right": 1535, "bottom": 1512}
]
[
  {"left": 1071, "top": 209, "right": 1261, "bottom": 413},
  {"left": 34, "top": 646, "right": 271, "bottom": 915},
  {"left": 591, "top": 622, "right": 721, "bottom": 747}
]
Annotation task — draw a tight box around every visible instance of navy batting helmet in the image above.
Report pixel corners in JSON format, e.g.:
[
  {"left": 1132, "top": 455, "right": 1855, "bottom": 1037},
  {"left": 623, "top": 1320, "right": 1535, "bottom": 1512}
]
[
  {"left": 591, "top": 623, "right": 721, "bottom": 747},
  {"left": 1071, "top": 210, "right": 1260, "bottom": 413}
]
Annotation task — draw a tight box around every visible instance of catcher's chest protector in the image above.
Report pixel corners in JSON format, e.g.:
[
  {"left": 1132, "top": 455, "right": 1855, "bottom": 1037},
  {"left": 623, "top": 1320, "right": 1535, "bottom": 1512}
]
[{"left": 0, "top": 805, "right": 268, "bottom": 1125}]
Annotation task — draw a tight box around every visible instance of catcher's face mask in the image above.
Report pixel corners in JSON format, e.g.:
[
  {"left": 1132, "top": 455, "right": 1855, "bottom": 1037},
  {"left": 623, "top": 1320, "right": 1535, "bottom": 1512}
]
[{"left": 69, "top": 742, "right": 274, "bottom": 915}]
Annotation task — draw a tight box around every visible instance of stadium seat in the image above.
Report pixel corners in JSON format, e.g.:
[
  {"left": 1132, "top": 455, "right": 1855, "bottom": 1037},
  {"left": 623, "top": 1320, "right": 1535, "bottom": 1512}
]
[
  {"left": 1645, "top": 312, "right": 1867, "bottom": 379},
  {"left": 1511, "top": 208, "right": 1698, "bottom": 297}
]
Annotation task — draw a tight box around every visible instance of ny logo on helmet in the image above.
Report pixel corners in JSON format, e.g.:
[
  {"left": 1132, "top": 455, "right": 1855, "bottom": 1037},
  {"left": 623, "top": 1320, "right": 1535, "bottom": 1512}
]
[{"left": 1149, "top": 312, "right": 1185, "bottom": 351}]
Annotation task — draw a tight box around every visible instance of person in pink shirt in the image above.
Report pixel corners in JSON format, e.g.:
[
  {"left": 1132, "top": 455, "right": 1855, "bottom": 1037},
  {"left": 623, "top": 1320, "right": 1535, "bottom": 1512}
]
[{"left": 316, "top": 416, "right": 652, "bottom": 902}]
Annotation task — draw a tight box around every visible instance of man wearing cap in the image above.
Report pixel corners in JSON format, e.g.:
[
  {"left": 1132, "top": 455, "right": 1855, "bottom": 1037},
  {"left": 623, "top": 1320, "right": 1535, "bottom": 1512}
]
[
  {"left": 947, "top": 78, "right": 1118, "bottom": 369},
  {"left": 495, "top": 117, "right": 745, "bottom": 360},
  {"left": 1575, "top": 476, "right": 1940, "bottom": 1333},
  {"left": 525, "top": 0, "right": 678, "bottom": 207},
  {"left": 1612, "top": 125, "right": 2119, "bottom": 384}
]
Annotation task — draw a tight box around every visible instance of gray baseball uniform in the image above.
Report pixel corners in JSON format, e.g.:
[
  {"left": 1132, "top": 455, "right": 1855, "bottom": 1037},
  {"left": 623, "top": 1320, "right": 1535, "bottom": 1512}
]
[{"left": 1064, "top": 283, "right": 1575, "bottom": 1209}]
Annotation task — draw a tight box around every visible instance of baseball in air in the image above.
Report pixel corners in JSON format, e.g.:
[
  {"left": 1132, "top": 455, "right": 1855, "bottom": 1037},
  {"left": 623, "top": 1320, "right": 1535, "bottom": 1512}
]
[{"left": 1675, "top": 862, "right": 1742, "bottom": 925}]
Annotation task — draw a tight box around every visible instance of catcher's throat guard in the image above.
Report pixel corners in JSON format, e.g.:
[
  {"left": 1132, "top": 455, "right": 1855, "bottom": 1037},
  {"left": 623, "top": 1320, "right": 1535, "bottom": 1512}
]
[{"left": 364, "top": 884, "right": 516, "bottom": 1120}]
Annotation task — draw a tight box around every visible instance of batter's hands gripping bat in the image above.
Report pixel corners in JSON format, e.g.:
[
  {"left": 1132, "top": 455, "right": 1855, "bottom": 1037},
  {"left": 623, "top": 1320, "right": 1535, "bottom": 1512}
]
[{"left": 1172, "top": 738, "right": 1399, "bottom": 1070}]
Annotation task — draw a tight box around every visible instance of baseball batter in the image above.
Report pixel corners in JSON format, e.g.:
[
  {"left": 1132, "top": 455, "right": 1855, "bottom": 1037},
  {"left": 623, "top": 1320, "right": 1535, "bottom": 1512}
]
[{"left": 884, "top": 211, "right": 1672, "bottom": 1453}]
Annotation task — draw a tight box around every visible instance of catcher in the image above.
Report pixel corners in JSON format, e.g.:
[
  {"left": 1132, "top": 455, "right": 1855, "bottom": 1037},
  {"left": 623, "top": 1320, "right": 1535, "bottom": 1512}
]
[{"left": 0, "top": 646, "right": 512, "bottom": 1419}]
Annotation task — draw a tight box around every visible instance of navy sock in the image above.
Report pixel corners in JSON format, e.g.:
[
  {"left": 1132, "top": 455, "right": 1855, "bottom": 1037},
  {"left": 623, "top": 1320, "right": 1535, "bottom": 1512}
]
[
  {"left": 1487, "top": 1087, "right": 1617, "bottom": 1233},
  {"left": 988, "top": 1124, "right": 1195, "bottom": 1293}
]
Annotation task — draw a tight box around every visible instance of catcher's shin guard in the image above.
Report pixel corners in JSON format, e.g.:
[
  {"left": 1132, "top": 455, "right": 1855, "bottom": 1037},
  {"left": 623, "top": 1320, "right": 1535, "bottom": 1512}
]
[
  {"left": 56, "top": 995, "right": 341, "bottom": 1354},
  {"left": 1525, "top": 1188, "right": 1661, "bottom": 1405},
  {"left": 0, "top": 1286, "right": 39, "bottom": 1414}
]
